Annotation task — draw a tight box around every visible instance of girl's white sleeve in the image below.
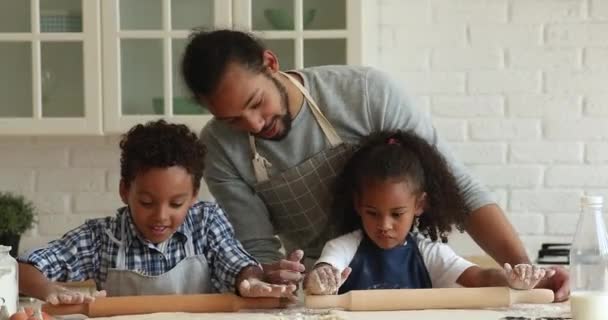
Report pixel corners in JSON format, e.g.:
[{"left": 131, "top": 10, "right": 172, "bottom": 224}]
[
  {"left": 416, "top": 235, "right": 476, "bottom": 288},
  {"left": 315, "top": 230, "right": 363, "bottom": 271}
]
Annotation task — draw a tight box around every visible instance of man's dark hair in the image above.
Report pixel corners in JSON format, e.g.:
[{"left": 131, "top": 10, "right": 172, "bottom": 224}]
[
  {"left": 120, "top": 120, "right": 206, "bottom": 191},
  {"left": 181, "top": 29, "right": 267, "bottom": 99}
]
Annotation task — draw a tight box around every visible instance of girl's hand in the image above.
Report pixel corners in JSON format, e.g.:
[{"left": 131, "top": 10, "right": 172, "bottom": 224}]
[
  {"left": 304, "top": 264, "right": 351, "bottom": 295},
  {"left": 238, "top": 278, "right": 297, "bottom": 300},
  {"left": 45, "top": 285, "right": 106, "bottom": 305},
  {"left": 504, "top": 263, "right": 556, "bottom": 290}
]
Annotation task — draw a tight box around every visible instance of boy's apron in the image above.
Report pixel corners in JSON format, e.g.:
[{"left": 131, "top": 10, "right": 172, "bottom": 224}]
[
  {"left": 104, "top": 213, "right": 213, "bottom": 296},
  {"left": 339, "top": 233, "right": 432, "bottom": 293},
  {"left": 251, "top": 72, "right": 355, "bottom": 267}
]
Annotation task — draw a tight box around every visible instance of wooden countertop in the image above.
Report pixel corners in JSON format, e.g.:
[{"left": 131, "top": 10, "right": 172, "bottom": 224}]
[
  {"left": 19, "top": 301, "right": 570, "bottom": 320},
  {"left": 20, "top": 274, "right": 571, "bottom": 319},
  {"left": 86, "top": 303, "right": 570, "bottom": 320}
]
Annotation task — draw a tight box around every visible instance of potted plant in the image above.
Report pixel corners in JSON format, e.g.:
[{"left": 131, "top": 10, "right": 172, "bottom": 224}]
[{"left": 0, "top": 192, "right": 36, "bottom": 257}]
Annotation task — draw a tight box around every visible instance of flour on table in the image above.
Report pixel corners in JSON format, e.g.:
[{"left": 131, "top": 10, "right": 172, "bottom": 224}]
[
  {"left": 88, "top": 310, "right": 344, "bottom": 320},
  {"left": 497, "top": 302, "right": 571, "bottom": 318},
  {"left": 89, "top": 312, "right": 283, "bottom": 319},
  {"left": 70, "top": 305, "right": 571, "bottom": 320},
  {"left": 331, "top": 309, "right": 505, "bottom": 320}
]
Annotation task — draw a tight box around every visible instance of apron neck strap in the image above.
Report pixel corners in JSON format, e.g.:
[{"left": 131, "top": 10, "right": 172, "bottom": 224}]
[
  {"left": 184, "top": 237, "right": 195, "bottom": 256},
  {"left": 280, "top": 71, "right": 342, "bottom": 146},
  {"left": 116, "top": 211, "right": 128, "bottom": 269},
  {"left": 249, "top": 135, "right": 271, "bottom": 182}
]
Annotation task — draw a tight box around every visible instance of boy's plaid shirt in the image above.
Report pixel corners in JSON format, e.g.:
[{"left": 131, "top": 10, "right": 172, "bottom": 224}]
[{"left": 19, "top": 201, "right": 258, "bottom": 292}]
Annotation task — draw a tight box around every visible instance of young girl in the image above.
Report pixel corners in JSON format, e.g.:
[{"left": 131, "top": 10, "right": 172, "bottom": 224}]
[
  {"left": 304, "top": 130, "right": 554, "bottom": 295},
  {"left": 18, "top": 120, "right": 295, "bottom": 305}
]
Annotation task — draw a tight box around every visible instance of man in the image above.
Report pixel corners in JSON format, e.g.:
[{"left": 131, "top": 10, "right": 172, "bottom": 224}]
[{"left": 181, "top": 29, "right": 569, "bottom": 300}]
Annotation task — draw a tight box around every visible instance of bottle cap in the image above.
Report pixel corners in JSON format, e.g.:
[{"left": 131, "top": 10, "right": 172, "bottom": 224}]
[{"left": 582, "top": 195, "right": 604, "bottom": 206}]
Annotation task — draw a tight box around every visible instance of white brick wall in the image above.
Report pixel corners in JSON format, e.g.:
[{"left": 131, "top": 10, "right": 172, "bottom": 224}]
[
  {"left": 586, "top": 143, "right": 608, "bottom": 163},
  {"left": 376, "top": 0, "right": 608, "bottom": 258},
  {"left": 509, "top": 142, "right": 583, "bottom": 163},
  {"left": 508, "top": 95, "right": 581, "bottom": 118},
  {"left": 585, "top": 94, "right": 608, "bottom": 115},
  {"left": 469, "top": 119, "right": 541, "bottom": 140},
  {"left": 546, "top": 23, "right": 608, "bottom": 46},
  {"left": 510, "top": 0, "right": 586, "bottom": 23},
  {"left": 508, "top": 48, "right": 580, "bottom": 69},
  {"left": 592, "top": 0, "right": 608, "bottom": 19},
  {"left": 431, "top": 96, "right": 504, "bottom": 117},
  {"left": 3, "top": 1, "right": 608, "bottom": 261}
]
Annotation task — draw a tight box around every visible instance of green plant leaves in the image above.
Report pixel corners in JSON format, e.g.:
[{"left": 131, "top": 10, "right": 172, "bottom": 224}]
[{"left": 0, "top": 192, "right": 36, "bottom": 235}]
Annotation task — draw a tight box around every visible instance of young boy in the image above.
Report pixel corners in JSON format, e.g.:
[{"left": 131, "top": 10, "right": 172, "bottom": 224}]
[{"left": 18, "top": 120, "right": 295, "bottom": 305}]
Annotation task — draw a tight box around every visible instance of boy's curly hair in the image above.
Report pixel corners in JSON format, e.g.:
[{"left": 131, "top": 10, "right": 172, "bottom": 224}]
[
  {"left": 333, "top": 130, "right": 468, "bottom": 242},
  {"left": 120, "top": 120, "right": 206, "bottom": 191}
]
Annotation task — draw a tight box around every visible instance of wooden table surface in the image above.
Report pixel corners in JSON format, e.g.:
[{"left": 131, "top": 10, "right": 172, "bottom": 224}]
[{"left": 19, "top": 301, "right": 570, "bottom": 320}]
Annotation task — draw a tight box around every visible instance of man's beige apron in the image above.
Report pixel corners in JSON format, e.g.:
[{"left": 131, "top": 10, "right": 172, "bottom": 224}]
[
  {"left": 251, "top": 72, "right": 355, "bottom": 267},
  {"left": 104, "top": 213, "right": 213, "bottom": 296}
]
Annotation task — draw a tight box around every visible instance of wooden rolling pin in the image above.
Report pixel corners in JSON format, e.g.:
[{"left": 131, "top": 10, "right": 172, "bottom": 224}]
[
  {"left": 42, "top": 293, "right": 286, "bottom": 317},
  {"left": 306, "top": 287, "right": 554, "bottom": 311}
]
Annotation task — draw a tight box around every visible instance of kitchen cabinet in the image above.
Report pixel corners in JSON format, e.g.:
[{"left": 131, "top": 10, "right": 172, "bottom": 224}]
[
  {"left": 0, "top": 0, "right": 363, "bottom": 135},
  {"left": 0, "top": 0, "right": 102, "bottom": 135},
  {"left": 101, "top": 0, "right": 228, "bottom": 133}
]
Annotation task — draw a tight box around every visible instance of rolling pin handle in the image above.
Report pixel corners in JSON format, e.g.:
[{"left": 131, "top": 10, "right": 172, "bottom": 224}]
[
  {"left": 305, "top": 293, "right": 349, "bottom": 309},
  {"left": 509, "top": 288, "right": 554, "bottom": 305},
  {"left": 41, "top": 302, "right": 89, "bottom": 316}
]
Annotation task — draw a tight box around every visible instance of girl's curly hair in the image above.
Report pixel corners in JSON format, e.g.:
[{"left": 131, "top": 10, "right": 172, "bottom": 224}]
[
  {"left": 333, "top": 130, "right": 468, "bottom": 242},
  {"left": 120, "top": 120, "right": 206, "bottom": 191}
]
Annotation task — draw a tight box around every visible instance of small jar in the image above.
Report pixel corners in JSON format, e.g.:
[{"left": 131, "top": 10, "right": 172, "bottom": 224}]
[{"left": 0, "top": 245, "right": 18, "bottom": 316}]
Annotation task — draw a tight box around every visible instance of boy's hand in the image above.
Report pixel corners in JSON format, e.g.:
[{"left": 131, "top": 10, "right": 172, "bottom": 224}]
[
  {"left": 304, "top": 264, "right": 351, "bottom": 295},
  {"left": 45, "top": 285, "right": 106, "bottom": 305},
  {"left": 262, "top": 249, "right": 305, "bottom": 285},
  {"left": 504, "top": 263, "right": 556, "bottom": 290},
  {"left": 238, "top": 278, "right": 297, "bottom": 300}
]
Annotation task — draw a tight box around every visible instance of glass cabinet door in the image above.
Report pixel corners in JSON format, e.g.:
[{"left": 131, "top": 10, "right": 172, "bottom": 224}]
[
  {"left": 102, "top": 0, "right": 360, "bottom": 134},
  {"left": 102, "top": 0, "right": 229, "bottom": 133},
  {"left": 0, "top": 0, "right": 101, "bottom": 134},
  {"left": 234, "top": 0, "right": 359, "bottom": 70}
]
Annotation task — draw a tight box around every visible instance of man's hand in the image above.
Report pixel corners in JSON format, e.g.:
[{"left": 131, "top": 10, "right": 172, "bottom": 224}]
[
  {"left": 262, "top": 249, "right": 305, "bottom": 285},
  {"left": 304, "top": 264, "right": 351, "bottom": 295},
  {"left": 238, "top": 278, "right": 297, "bottom": 300},
  {"left": 504, "top": 263, "right": 555, "bottom": 290},
  {"left": 535, "top": 265, "right": 570, "bottom": 302},
  {"left": 45, "top": 285, "right": 106, "bottom": 305}
]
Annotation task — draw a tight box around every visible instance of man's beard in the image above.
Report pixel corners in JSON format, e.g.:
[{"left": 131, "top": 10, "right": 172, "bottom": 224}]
[{"left": 256, "top": 74, "right": 293, "bottom": 141}]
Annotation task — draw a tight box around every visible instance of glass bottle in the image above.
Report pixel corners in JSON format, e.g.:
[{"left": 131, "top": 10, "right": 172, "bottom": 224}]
[
  {"left": 569, "top": 195, "right": 608, "bottom": 320},
  {"left": 0, "top": 245, "right": 18, "bottom": 316}
]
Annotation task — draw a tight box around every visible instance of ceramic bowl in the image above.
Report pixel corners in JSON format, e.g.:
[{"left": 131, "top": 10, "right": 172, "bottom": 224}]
[{"left": 264, "top": 8, "right": 316, "bottom": 30}]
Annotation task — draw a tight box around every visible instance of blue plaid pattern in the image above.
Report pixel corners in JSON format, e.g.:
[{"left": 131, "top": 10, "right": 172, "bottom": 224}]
[{"left": 19, "top": 201, "right": 258, "bottom": 293}]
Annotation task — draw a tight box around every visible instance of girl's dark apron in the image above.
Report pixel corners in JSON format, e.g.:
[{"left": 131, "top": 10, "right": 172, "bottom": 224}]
[{"left": 339, "top": 233, "right": 432, "bottom": 293}]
